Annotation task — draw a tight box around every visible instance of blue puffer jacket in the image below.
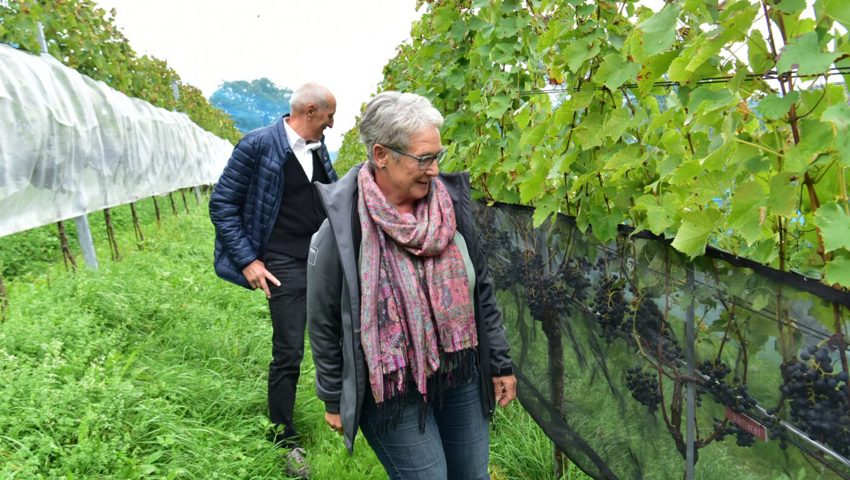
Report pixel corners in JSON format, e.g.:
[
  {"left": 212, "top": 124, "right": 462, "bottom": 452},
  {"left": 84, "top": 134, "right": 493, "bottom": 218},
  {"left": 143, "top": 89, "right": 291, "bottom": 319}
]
[{"left": 209, "top": 115, "right": 338, "bottom": 288}]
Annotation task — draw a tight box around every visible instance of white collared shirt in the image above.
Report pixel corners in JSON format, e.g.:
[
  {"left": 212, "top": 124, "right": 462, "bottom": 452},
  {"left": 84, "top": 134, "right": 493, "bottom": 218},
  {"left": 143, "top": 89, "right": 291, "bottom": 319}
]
[{"left": 283, "top": 118, "right": 322, "bottom": 180}]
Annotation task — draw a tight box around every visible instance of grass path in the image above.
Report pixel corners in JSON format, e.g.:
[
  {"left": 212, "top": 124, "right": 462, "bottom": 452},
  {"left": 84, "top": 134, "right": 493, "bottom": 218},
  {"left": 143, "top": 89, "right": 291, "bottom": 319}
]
[{"left": 0, "top": 197, "right": 587, "bottom": 479}]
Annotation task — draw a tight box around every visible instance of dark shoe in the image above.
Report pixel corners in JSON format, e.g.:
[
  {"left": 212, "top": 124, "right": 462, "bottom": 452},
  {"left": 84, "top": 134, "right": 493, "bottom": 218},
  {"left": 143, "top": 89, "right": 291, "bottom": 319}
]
[{"left": 284, "top": 447, "right": 310, "bottom": 479}]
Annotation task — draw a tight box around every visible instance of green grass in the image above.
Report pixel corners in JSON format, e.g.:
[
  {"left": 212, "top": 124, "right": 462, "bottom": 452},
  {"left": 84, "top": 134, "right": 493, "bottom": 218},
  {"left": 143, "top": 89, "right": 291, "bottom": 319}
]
[{"left": 0, "top": 195, "right": 584, "bottom": 479}]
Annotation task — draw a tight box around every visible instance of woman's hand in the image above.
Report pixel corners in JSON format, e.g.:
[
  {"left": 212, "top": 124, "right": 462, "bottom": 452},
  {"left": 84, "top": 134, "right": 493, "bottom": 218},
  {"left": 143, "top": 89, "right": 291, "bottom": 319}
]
[
  {"left": 325, "top": 412, "right": 343, "bottom": 435},
  {"left": 493, "top": 375, "right": 517, "bottom": 407}
]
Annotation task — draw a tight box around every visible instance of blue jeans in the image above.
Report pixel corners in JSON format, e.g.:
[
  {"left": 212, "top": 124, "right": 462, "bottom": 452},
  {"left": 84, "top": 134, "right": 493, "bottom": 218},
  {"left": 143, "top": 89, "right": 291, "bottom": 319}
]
[{"left": 359, "top": 377, "right": 490, "bottom": 480}]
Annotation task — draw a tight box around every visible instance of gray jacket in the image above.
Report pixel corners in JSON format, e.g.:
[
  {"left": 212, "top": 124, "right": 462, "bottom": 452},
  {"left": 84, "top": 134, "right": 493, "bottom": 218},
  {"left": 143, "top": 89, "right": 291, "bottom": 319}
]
[{"left": 306, "top": 164, "right": 513, "bottom": 452}]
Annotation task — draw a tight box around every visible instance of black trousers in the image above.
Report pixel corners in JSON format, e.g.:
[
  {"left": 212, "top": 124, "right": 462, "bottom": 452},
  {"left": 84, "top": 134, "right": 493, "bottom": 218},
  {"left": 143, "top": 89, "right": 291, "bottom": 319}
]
[{"left": 264, "top": 252, "right": 308, "bottom": 445}]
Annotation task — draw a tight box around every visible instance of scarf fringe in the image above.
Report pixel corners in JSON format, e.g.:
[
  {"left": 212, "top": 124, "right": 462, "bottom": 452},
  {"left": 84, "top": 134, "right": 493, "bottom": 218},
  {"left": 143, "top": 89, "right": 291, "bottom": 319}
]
[{"left": 373, "top": 348, "right": 479, "bottom": 434}]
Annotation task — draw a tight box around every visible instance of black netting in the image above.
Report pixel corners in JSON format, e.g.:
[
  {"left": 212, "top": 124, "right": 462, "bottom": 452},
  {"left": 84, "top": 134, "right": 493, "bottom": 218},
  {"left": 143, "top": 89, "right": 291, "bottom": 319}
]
[{"left": 474, "top": 201, "right": 850, "bottom": 480}]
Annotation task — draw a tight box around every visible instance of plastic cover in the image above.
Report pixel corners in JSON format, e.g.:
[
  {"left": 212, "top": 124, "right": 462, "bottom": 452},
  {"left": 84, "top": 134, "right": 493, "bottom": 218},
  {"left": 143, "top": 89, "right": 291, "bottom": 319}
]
[{"left": 0, "top": 43, "right": 233, "bottom": 237}]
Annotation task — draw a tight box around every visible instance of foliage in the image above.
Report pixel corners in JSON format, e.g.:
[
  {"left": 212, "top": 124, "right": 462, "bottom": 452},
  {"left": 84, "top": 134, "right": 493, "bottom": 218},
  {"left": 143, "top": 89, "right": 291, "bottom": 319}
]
[
  {"left": 210, "top": 78, "right": 292, "bottom": 133},
  {"left": 0, "top": 199, "right": 584, "bottom": 480},
  {"left": 336, "top": 0, "right": 850, "bottom": 288},
  {"left": 333, "top": 117, "right": 367, "bottom": 175},
  {"left": 0, "top": 0, "right": 241, "bottom": 144}
]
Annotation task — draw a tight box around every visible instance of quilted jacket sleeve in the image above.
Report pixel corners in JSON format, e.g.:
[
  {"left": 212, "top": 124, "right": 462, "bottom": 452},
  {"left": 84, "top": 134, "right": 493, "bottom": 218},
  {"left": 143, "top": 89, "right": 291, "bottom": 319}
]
[{"left": 209, "top": 136, "right": 260, "bottom": 270}]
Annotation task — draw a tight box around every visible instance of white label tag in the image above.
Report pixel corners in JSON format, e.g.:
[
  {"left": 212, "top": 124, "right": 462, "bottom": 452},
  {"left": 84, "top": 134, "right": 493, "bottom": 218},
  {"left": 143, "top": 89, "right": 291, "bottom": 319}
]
[{"left": 308, "top": 245, "right": 319, "bottom": 266}]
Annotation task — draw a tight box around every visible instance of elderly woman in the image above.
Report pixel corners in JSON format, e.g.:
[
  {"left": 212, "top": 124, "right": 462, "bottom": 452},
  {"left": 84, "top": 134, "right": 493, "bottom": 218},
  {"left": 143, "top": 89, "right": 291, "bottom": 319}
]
[{"left": 307, "top": 91, "right": 516, "bottom": 479}]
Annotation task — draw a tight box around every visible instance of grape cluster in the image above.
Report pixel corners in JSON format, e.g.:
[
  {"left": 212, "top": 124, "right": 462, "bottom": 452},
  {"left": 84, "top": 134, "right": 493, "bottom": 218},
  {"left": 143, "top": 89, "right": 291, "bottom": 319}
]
[
  {"left": 526, "top": 276, "right": 570, "bottom": 322},
  {"left": 626, "top": 367, "right": 662, "bottom": 414},
  {"left": 699, "top": 359, "right": 731, "bottom": 381},
  {"left": 780, "top": 345, "right": 850, "bottom": 456},
  {"left": 712, "top": 417, "right": 757, "bottom": 447},
  {"left": 698, "top": 359, "right": 758, "bottom": 412},
  {"left": 594, "top": 275, "right": 627, "bottom": 341},
  {"left": 629, "top": 298, "right": 684, "bottom": 363},
  {"left": 559, "top": 259, "right": 591, "bottom": 303},
  {"left": 477, "top": 230, "right": 522, "bottom": 288},
  {"left": 762, "top": 412, "right": 789, "bottom": 450}
]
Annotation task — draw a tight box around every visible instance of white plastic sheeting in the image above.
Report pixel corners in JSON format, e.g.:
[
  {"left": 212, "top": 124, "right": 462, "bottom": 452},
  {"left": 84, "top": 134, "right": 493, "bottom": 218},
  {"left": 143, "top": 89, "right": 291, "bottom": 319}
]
[{"left": 0, "top": 43, "right": 234, "bottom": 237}]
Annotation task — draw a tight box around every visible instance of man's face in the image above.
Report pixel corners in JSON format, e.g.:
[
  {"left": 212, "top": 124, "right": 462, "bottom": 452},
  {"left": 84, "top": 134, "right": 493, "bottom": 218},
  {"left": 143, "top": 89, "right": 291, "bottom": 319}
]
[{"left": 306, "top": 97, "right": 336, "bottom": 141}]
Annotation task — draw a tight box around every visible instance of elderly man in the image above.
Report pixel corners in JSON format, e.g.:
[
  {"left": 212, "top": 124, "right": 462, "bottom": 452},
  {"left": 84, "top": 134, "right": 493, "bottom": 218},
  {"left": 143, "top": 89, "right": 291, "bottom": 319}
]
[{"left": 209, "top": 82, "right": 337, "bottom": 476}]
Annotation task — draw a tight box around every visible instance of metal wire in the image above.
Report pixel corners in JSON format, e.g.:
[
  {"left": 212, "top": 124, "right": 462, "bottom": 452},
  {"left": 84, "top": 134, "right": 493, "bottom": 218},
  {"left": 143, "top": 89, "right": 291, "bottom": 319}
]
[{"left": 519, "top": 67, "right": 850, "bottom": 96}]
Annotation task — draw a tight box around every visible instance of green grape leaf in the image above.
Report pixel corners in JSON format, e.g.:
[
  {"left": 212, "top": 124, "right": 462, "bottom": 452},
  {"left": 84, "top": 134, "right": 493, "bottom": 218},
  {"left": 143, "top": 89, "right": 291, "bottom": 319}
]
[
  {"left": 701, "top": 142, "right": 735, "bottom": 172},
  {"left": 603, "top": 107, "right": 634, "bottom": 141},
  {"left": 814, "top": 202, "right": 850, "bottom": 252},
  {"left": 756, "top": 91, "right": 799, "bottom": 120},
  {"left": 751, "top": 292, "right": 770, "bottom": 311},
  {"left": 588, "top": 204, "right": 621, "bottom": 242},
  {"left": 671, "top": 209, "right": 722, "bottom": 258},
  {"left": 766, "top": 173, "right": 798, "bottom": 217},
  {"left": 573, "top": 112, "right": 605, "bottom": 149},
  {"left": 775, "top": 0, "right": 806, "bottom": 14},
  {"left": 821, "top": 103, "right": 850, "bottom": 129},
  {"left": 689, "top": 87, "right": 735, "bottom": 114},
  {"left": 634, "top": 194, "right": 678, "bottom": 235},
  {"left": 532, "top": 186, "right": 566, "bottom": 228},
  {"left": 783, "top": 120, "right": 835, "bottom": 173},
  {"left": 636, "top": 3, "right": 681, "bottom": 57},
  {"left": 821, "top": 0, "right": 850, "bottom": 28},
  {"left": 824, "top": 256, "right": 850, "bottom": 288},
  {"left": 776, "top": 32, "right": 841, "bottom": 75},
  {"left": 747, "top": 30, "right": 774, "bottom": 75},
  {"left": 485, "top": 95, "right": 512, "bottom": 119},
  {"left": 559, "top": 36, "right": 599, "bottom": 73},
  {"left": 837, "top": 136, "right": 850, "bottom": 168},
  {"left": 596, "top": 54, "right": 641, "bottom": 90},
  {"left": 520, "top": 123, "right": 547, "bottom": 148},
  {"left": 728, "top": 180, "right": 767, "bottom": 245}
]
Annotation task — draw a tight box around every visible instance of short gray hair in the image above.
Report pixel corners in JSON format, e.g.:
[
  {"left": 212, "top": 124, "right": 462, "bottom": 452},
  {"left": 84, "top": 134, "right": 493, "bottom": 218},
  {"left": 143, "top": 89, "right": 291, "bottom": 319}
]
[
  {"left": 359, "top": 91, "right": 444, "bottom": 165},
  {"left": 290, "top": 83, "right": 332, "bottom": 112}
]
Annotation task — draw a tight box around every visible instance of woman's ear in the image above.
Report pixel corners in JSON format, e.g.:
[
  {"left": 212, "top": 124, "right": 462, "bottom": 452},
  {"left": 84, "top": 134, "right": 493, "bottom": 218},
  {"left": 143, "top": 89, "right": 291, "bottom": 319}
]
[{"left": 372, "top": 144, "right": 387, "bottom": 169}]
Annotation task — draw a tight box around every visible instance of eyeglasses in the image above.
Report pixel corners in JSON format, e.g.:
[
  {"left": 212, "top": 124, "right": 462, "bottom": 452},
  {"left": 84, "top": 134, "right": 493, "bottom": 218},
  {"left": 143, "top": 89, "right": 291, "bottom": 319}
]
[{"left": 383, "top": 145, "right": 447, "bottom": 171}]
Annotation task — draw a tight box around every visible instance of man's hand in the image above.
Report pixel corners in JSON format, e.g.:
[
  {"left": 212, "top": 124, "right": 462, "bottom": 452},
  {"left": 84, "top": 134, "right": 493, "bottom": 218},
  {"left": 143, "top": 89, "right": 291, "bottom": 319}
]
[
  {"left": 242, "top": 259, "right": 281, "bottom": 299},
  {"left": 493, "top": 375, "right": 517, "bottom": 407},
  {"left": 325, "top": 412, "right": 342, "bottom": 435}
]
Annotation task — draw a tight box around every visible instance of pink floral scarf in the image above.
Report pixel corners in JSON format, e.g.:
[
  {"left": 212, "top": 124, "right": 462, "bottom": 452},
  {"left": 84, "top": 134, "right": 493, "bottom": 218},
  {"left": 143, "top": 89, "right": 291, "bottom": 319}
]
[{"left": 357, "top": 166, "right": 477, "bottom": 406}]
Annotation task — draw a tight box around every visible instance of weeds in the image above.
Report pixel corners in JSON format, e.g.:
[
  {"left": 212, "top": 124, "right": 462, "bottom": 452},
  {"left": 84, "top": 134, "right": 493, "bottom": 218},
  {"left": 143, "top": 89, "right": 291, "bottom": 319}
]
[{"left": 0, "top": 197, "right": 581, "bottom": 479}]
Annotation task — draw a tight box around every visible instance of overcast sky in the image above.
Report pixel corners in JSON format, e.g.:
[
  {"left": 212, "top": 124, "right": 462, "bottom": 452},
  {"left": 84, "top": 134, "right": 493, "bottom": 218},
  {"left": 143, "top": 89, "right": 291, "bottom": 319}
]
[{"left": 95, "top": 0, "right": 422, "bottom": 150}]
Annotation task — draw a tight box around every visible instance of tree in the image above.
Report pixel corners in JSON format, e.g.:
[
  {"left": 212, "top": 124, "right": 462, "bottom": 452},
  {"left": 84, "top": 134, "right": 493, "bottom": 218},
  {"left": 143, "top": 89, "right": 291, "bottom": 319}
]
[{"left": 210, "top": 78, "right": 292, "bottom": 133}]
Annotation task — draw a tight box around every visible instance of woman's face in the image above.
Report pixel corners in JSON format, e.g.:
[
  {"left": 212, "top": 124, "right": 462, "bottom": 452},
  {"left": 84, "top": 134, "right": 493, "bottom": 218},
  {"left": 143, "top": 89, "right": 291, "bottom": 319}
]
[{"left": 374, "top": 126, "right": 442, "bottom": 210}]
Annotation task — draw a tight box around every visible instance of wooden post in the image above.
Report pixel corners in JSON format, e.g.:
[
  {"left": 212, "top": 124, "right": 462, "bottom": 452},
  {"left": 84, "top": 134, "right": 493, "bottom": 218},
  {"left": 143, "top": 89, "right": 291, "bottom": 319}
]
[
  {"left": 103, "top": 208, "right": 120, "bottom": 260},
  {"left": 538, "top": 231, "right": 566, "bottom": 478},
  {"left": 169, "top": 192, "right": 178, "bottom": 215},
  {"left": 685, "top": 265, "right": 696, "bottom": 480},
  {"left": 0, "top": 273, "right": 8, "bottom": 322},
  {"left": 153, "top": 196, "right": 162, "bottom": 227},
  {"left": 180, "top": 189, "right": 190, "bottom": 214},
  {"left": 57, "top": 221, "right": 77, "bottom": 272},
  {"left": 130, "top": 202, "right": 144, "bottom": 249}
]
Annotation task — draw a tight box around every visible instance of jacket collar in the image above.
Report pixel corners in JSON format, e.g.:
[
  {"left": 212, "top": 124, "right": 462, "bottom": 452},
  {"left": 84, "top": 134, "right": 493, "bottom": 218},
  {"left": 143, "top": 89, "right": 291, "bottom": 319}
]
[{"left": 273, "top": 114, "right": 326, "bottom": 158}]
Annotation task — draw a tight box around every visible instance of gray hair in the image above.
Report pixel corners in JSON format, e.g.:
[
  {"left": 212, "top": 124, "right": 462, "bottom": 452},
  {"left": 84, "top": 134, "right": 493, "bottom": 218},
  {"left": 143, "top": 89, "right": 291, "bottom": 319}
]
[
  {"left": 359, "top": 91, "right": 444, "bottom": 165},
  {"left": 290, "top": 83, "right": 332, "bottom": 112}
]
